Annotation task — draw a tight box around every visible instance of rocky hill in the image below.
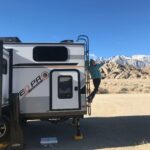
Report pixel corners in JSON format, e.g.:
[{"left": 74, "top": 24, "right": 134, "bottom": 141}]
[{"left": 100, "top": 62, "right": 150, "bottom": 79}]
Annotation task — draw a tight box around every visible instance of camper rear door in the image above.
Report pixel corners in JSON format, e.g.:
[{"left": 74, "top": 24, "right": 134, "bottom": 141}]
[{"left": 50, "top": 70, "right": 80, "bottom": 110}]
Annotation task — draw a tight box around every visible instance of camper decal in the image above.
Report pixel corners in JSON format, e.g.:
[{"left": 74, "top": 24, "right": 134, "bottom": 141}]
[{"left": 19, "top": 71, "right": 49, "bottom": 98}]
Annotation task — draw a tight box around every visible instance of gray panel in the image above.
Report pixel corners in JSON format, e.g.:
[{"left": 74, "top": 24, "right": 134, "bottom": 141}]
[
  {"left": 20, "top": 97, "right": 49, "bottom": 113},
  {"left": 69, "top": 55, "right": 84, "bottom": 59}
]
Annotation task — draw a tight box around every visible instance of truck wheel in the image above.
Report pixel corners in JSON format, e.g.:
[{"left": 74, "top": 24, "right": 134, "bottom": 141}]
[{"left": 0, "top": 116, "right": 9, "bottom": 142}]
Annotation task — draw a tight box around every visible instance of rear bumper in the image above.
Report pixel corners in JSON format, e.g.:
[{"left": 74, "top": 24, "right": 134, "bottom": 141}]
[{"left": 21, "top": 110, "right": 87, "bottom": 119}]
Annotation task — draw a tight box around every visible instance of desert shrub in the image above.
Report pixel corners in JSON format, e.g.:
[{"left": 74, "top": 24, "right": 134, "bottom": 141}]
[
  {"left": 98, "top": 88, "right": 109, "bottom": 94},
  {"left": 144, "top": 86, "right": 150, "bottom": 89},
  {"left": 143, "top": 90, "right": 150, "bottom": 93},
  {"left": 118, "top": 88, "right": 128, "bottom": 93}
]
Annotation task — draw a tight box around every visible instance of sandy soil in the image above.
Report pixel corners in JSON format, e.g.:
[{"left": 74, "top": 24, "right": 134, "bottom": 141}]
[
  {"left": 94, "top": 79, "right": 150, "bottom": 94},
  {"left": 91, "top": 94, "right": 150, "bottom": 117},
  {"left": 23, "top": 94, "right": 150, "bottom": 150}
]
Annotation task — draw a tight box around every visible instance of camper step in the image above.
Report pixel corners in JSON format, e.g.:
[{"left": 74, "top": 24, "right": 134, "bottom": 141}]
[
  {"left": 0, "top": 142, "right": 9, "bottom": 149},
  {"left": 74, "top": 134, "right": 84, "bottom": 140},
  {"left": 40, "top": 137, "right": 58, "bottom": 147}
]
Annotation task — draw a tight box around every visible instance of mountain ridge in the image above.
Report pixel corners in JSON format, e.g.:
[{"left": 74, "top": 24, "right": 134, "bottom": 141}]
[{"left": 96, "top": 55, "right": 150, "bottom": 69}]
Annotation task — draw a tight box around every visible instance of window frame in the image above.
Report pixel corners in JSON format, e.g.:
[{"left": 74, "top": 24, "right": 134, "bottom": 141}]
[{"left": 58, "top": 75, "right": 73, "bottom": 99}]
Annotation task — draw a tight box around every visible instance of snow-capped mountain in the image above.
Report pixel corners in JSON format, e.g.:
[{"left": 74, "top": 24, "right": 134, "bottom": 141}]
[
  {"left": 95, "top": 55, "right": 150, "bottom": 69},
  {"left": 110, "top": 55, "right": 150, "bottom": 69}
]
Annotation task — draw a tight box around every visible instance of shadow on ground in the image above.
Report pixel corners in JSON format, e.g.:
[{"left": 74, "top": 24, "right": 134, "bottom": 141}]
[{"left": 23, "top": 116, "right": 150, "bottom": 150}]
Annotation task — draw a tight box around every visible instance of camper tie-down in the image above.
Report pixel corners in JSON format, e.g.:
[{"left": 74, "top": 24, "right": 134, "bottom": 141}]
[{"left": 0, "top": 35, "right": 91, "bottom": 149}]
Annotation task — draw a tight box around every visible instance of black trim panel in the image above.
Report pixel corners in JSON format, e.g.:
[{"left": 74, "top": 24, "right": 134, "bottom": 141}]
[
  {"left": 2, "top": 58, "right": 7, "bottom": 74},
  {"left": 9, "top": 50, "right": 13, "bottom": 100},
  {"left": 80, "top": 86, "right": 86, "bottom": 94},
  {"left": 21, "top": 111, "right": 86, "bottom": 119},
  {"left": 50, "top": 69, "right": 81, "bottom": 111},
  {"left": 13, "top": 63, "right": 78, "bottom": 67},
  {"left": 0, "top": 41, "right": 3, "bottom": 115}
]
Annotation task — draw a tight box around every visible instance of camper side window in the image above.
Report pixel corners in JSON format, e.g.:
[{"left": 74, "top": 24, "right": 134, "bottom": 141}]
[
  {"left": 58, "top": 76, "right": 73, "bottom": 99},
  {"left": 33, "top": 46, "right": 68, "bottom": 61},
  {"left": 2, "top": 59, "right": 7, "bottom": 74}
]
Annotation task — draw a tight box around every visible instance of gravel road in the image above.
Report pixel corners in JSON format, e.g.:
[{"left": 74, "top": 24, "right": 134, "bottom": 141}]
[{"left": 23, "top": 94, "right": 150, "bottom": 150}]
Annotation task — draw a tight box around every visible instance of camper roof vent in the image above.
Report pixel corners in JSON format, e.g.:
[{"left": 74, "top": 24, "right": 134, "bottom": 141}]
[
  {"left": 0, "top": 37, "right": 21, "bottom": 43},
  {"left": 60, "top": 40, "right": 74, "bottom": 43}
]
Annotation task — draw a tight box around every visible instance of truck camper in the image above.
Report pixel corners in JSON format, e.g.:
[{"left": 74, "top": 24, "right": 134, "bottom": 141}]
[{"left": 0, "top": 35, "right": 90, "bottom": 149}]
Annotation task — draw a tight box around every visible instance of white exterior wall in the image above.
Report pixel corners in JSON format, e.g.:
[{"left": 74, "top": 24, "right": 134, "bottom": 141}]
[{"left": 4, "top": 43, "right": 86, "bottom": 114}]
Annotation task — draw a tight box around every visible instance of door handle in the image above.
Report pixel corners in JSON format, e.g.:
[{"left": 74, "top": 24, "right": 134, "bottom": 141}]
[{"left": 74, "top": 87, "right": 78, "bottom": 91}]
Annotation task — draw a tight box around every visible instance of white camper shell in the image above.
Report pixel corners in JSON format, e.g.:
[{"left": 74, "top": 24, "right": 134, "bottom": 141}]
[
  {"left": 0, "top": 36, "right": 90, "bottom": 148},
  {"left": 3, "top": 41, "right": 87, "bottom": 117}
]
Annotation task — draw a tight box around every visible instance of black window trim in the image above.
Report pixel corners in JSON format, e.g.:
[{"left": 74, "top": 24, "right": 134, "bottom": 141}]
[{"left": 33, "top": 46, "right": 68, "bottom": 62}]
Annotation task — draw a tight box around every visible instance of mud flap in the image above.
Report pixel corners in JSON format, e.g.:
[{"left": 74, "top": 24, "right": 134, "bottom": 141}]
[{"left": 9, "top": 93, "right": 23, "bottom": 149}]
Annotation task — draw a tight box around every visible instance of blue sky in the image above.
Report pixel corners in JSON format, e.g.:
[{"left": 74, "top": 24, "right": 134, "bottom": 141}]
[{"left": 0, "top": 0, "right": 150, "bottom": 57}]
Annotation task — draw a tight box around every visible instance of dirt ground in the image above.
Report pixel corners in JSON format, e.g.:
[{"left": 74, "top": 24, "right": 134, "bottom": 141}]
[
  {"left": 98, "top": 79, "right": 150, "bottom": 94},
  {"left": 23, "top": 94, "right": 150, "bottom": 150}
]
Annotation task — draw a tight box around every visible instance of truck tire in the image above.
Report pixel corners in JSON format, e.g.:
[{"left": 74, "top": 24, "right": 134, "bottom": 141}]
[{"left": 0, "top": 116, "right": 9, "bottom": 142}]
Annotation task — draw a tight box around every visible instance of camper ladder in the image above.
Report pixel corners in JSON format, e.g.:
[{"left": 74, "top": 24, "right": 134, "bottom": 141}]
[{"left": 77, "top": 35, "right": 91, "bottom": 115}]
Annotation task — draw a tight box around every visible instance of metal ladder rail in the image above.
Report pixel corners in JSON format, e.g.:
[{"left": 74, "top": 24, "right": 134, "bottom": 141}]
[
  {"left": 77, "top": 35, "right": 90, "bottom": 95},
  {"left": 77, "top": 35, "right": 91, "bottom": 115}
]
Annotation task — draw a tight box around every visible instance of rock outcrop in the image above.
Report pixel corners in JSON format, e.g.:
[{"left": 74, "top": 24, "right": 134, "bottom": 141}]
[{"left": 100, "top": 62, "right": 150, "bottom": 79}]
